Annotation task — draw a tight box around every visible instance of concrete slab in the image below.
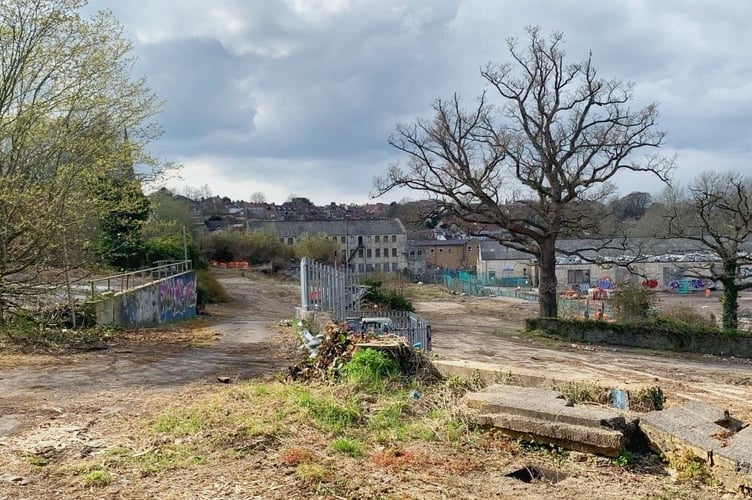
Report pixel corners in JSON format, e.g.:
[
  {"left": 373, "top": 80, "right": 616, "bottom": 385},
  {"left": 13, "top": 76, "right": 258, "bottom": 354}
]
[
  {"left": 436, "top": 359, "right": 660, "bottom": 411},
  {"left": 466, "top": 385, "right": 627, "bottom": 457},
  {"left": 640, "top": 401, "right": 752, "bottom": 491}
]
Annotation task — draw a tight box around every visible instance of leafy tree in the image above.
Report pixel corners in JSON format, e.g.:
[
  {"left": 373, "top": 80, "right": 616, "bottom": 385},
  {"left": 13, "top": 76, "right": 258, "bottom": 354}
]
[
  {"left": 294, "top": 232, "right": 339, "bottom": 264},
  {"left": 609, "top": 192, "right": 653, "bottom": 222},
  {"left": 375, "top": 27, "right": 673, "bottom": 317},
  {"left": 663, "top": 171, "right": 752, "bottom": 330},
  {"left": 0, "top": 0, "right": 164, "bottom": 321},
  {"left": 92, "top": 175, "right": 150, "bottom": 269}
]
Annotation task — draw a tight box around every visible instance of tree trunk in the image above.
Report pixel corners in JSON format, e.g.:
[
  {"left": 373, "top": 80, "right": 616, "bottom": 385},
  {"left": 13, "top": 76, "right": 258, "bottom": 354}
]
[
  {"left": 538, "top": 238, "right": 558, "bottom": 318},
  {"left": 721, "top": 260, "right": 738, "bottom": 330}
]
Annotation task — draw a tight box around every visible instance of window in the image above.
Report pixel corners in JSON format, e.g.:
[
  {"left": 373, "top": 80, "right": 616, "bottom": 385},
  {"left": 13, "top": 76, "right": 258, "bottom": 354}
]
[
  {"left": 567, "top": 269, "right": 591, "bottom": 284},
  {"left": 374, "top": 263, "right": 380, "bottom": 272},
  {"left": 392, "top": 248, "right": 397, "bottom": 257},
  {"left": 439, "top": 248, "right": 443, "bottom": 253},
  {"left": 358, "top": 263, "right": 365, "bottom": 272},
  {"left": 287, "top": 238, "right": 293, "bottom": 245},
  {"left": 279, "top": 238, "right": 284, "bottom": 243},
  {"left": 391, "top": 263, "right": 398, "bottom": 272},
  {"left": 367, "top": 236, "right": 372, "bottom": 243},
  {"left": 367, "top": 249, "right": 372, "bottom": 258},
  {"left": 489, "top": 271, "right": 496, "bottom": 280},
  {"left": 409, "top": 250, "right": 415, "bottom": 257},
  {"left": 418, "top": 250, "right": 423, "bottom": 256},
  {"left": 430, "top": 248, "right": 435, "bottom": 253},
  {"left": 341, "top": 236, "right": 346, "bottom": 243},
  {"left": 467, "top": 246, "right": 472, "bottom": 251},
  {"left": 391, "top": 235, "right": 397, "bottom": 243},
  {"left": 375, "top": 249, "right": 381, "bottom": 258},
  {"left": 375, "top": 235, "right": 380, "bottom": 243},
  {"left": 383, "top": 248, "right": 388, "bottom": 257},
  {"left": 358, "top": 248, "right": 364, "bottom": 258}
]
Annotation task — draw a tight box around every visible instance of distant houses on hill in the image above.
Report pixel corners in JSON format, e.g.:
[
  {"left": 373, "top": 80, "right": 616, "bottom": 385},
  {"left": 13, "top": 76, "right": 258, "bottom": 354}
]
[{"left": 190, "top": 195, "right": 751, "bottom": 292}]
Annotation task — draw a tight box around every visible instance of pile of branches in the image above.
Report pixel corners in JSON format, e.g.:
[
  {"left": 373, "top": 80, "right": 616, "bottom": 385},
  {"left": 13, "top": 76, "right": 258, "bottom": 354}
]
[{"left": 289, "top": 322, "right": 377, "bottom": 382}]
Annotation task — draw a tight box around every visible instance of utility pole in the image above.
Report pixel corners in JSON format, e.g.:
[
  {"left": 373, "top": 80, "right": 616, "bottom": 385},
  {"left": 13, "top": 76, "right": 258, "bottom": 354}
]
[{"left": 182, "top": 226, "right": 188, "bottom": 263}]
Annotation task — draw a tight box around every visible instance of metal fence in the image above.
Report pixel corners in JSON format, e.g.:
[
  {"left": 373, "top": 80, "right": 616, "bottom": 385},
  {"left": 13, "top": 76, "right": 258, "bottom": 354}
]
[
  {"left": 87, "top": 260, "right": 193, "bottom": 298},
  {"left": 300, "top": 257, "right": 366, "bottom": 321},
  {"left": 299, "top": 257, "right": 432, "bottom": 350}
]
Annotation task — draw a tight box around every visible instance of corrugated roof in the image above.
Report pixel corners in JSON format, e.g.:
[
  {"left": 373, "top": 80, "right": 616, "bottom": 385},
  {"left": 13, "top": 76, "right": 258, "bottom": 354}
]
[{"left": 246, "top": 219, "right": 405, "bottom": 237}]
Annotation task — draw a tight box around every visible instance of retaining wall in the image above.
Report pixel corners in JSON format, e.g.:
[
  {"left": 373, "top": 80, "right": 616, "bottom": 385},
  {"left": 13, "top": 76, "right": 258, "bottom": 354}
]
[
  {"left": 527, "top": 318, "right": 752, "bottom": 359},
  {"left": 93, "top": 271, "right": 197, "bottom": 327}
]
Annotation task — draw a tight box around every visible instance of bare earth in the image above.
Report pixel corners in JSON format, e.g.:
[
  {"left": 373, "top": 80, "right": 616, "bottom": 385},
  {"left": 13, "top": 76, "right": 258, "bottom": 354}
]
[{"left": 0, "top": 273, "right": 750, "bottom": 499}]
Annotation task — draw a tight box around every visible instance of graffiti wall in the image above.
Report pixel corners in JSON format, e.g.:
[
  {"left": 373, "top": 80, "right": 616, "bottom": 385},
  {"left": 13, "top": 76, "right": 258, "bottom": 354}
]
[
  {"left": 97, "top": 272, "right": 197, "bottom": 328},
  {"left": 157, "top": 274, "right": 198, "bottom": 323}
]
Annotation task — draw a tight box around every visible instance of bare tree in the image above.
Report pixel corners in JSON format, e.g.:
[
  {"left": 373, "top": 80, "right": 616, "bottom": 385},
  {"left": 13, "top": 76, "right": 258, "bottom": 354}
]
[
  {"left": 374, "top": 27, "right": 673, "bottom": 318},
  {"left": 664, "top": 171, "right": 752, "bottom": 330}
]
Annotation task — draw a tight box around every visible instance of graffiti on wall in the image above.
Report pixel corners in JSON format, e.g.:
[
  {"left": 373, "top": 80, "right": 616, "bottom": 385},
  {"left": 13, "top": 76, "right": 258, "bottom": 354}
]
[
  {"left": 669, "top": 278, "right": 706, "bottom": 293},
  {"left": 158, "top": 274, "right": 197, "bottom": 323},
  {"left": 741, "top": 268, "right": 752, "bottom": 279}
]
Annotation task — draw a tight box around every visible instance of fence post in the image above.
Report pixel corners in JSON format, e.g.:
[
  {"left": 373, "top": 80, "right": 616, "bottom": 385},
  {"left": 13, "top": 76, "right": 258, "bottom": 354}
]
[{"left": 300, "top": 257, "right": 310, "bottom": 311}]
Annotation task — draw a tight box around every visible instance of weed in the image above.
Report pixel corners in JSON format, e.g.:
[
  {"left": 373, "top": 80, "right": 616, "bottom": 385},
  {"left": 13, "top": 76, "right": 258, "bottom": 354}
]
[
  {"left": 83, "top": 469, "right": 113, "bottom": 487},
  {"left": 341, "top": 348, "right": 399, "bottom": 393},
  {"left": 331, "top": 437, "right": 365, "bottom": 458},
  {"left": 281, "top": 447, "right": 315, "bottom": 466},
  {"left": 630, "top": 386, "right": 665, "bottom": 411},
  {"left": 612, "top": 286, "right": 657, "bottom": 321},
  {"left": 613, "top": 450, "right": 637, "bottom": 468},
  {"left": 664, "top": 447, "right": 718, "bottom": 485},
  {"left": 556, "top": 381, "right": 610, "bottom": 405},
  {"left": 296, "top": 463, "right": 331, "bottom": 484}
]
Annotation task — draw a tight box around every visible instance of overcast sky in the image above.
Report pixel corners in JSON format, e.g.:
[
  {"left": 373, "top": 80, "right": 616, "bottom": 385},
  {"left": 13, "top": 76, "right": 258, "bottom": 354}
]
[{"left": 85, "top": 0, "right": 752, "bottom": 205}]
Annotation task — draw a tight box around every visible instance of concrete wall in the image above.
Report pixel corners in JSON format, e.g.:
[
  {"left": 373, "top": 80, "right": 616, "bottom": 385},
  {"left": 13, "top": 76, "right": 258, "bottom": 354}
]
[{"left": 94, "top": 271, "right": 197, "bottom": 328}]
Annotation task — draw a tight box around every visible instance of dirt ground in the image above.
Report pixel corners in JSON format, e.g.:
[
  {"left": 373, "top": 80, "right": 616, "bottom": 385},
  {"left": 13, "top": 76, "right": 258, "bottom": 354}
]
[{"left": 0, "top": 272, "right": 750, "bottom": 499}]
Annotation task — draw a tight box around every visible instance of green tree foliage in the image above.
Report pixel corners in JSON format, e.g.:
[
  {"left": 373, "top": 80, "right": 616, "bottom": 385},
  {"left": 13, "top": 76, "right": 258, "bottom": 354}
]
[
  {"left": 91, "top": 175, "right": 150, "bottom": 269},
  {"left": 0, "top": 0, "right": 164, "bottom": 321},
  {"left": 375, "top": 27, "right": 672, "bottom": 318},
  {"left": 294, "top": 232, "right": 338, "bottom": 264}
]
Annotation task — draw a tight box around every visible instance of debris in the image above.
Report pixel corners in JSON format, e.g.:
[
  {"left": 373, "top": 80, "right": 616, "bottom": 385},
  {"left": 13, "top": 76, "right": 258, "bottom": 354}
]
[{"left": 217, "top": 377, "right": 232, "bottom": 384}]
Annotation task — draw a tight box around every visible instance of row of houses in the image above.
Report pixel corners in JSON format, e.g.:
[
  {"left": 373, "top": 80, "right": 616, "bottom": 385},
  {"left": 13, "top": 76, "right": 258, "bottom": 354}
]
[{"left": 245, "top": 219, "right": 750, "bottom": 292}]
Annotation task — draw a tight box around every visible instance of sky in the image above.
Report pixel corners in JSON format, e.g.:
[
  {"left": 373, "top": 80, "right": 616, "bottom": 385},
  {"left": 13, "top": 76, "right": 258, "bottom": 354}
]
[{"left": 84, "top": 0, "right": 752, "bottom": 205}]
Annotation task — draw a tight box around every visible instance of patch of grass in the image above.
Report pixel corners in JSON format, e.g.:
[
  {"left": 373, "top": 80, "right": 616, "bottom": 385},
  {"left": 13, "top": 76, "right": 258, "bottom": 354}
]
[
  {"left": 297, "top": 393, "right": 361, "bottom": 434},
  {"left": 151, "top": 407, "right": 210, "bottom": 436},
  {"left": 83, "top": 469, "right": 114, "bottom": 487},
  {"left": 341, "top": 348, "right": 399, "bottom": 393},
  {"left": 555, "top": 381, "right": 610, "bottom": 405},
  {"left": 331, "top": 436, "right": 365, "bottom": 458},
  {"left": 124, "top": 445, "right": 206, "bottom": 476}
]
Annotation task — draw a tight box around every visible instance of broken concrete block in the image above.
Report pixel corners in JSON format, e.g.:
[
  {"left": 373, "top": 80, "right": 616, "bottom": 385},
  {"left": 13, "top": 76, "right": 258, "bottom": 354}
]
[
  {"left": 466, "top": 385, "right": 628, "bottom": 457},
  {"left": 640, "top": 401, "right": 752, "bottom": 492}
]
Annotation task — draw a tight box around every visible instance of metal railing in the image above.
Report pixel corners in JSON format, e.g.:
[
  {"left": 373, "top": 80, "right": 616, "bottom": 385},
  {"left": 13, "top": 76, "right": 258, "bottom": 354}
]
[{"left": 88, "top": 260, "right": 193, "bottom": 298}]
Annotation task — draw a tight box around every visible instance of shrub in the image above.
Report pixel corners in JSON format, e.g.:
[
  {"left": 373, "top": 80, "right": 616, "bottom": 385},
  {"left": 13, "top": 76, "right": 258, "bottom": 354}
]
[
  {"left": 611, "top": 286, "right": 657, "bottom": 321},
  {"left": 196, "top": 270, "right": 229, "bottom": 312}
]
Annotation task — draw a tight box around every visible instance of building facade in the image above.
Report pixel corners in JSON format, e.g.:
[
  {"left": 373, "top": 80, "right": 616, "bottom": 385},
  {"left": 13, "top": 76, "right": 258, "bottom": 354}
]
[{"left": 246, "top": 219, "right": 408, "bottom": 273}]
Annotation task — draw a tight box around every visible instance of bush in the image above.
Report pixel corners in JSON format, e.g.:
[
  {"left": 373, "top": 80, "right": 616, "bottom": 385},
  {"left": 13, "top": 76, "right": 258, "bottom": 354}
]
[
  {"left": 361, "top": 279, "right": 414, "bottom": 312},
  {"left": 658, "top": 305, "right": 717, "bottom": 330},
  {"left": 611, "top": 286, "right": 657, "bottom": 321},
  {"left": 196, "top": 270, "right": 229, "bottom": 312}
]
